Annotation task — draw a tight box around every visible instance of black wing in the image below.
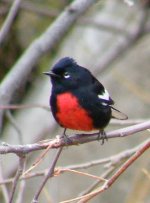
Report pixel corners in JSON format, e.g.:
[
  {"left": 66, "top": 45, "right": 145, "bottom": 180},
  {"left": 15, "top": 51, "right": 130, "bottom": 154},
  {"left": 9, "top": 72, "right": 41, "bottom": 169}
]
[
  {"left": 91, "top": 77, "right": 114, "bottom": 105},
  {"left": 91, "top": 77, "right": 128, "bottom": 120}
]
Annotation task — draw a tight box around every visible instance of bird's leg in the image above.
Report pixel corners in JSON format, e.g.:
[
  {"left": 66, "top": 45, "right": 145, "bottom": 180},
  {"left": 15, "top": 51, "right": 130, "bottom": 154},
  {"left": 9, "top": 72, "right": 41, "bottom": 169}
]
[
  {"left": 62, "top": 128, "right": 72, "bottom": 144},
  {"left": 97, "top": 129, "right": 108, "bottom": 145}
]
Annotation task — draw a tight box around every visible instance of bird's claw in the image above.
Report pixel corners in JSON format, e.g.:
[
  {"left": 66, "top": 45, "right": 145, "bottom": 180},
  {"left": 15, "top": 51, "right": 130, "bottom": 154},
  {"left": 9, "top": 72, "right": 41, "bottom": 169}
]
[
  {"left": 97, "top": 130, "right": 108, "bottom": 145},
  {"left": 62, "top": 129, "right": 72, "bottom": 144}
]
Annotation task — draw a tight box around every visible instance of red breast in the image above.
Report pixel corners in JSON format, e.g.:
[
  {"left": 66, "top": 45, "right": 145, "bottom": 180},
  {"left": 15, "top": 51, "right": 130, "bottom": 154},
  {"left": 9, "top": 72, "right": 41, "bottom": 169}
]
[{"left": 56, "top": 92, "right": 94, "bottom": 131}]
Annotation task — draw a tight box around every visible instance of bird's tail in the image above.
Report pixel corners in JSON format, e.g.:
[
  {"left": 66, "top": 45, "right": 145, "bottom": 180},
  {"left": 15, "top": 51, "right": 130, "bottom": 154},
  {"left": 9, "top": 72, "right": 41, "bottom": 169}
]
[{"left": 111, "top": 106, "right": 128, "bottom": 120}]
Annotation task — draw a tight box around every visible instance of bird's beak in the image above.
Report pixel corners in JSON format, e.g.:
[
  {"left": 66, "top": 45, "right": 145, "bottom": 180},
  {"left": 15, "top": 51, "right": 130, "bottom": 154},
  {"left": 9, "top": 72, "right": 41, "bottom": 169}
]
[{"left": 43, "top": 71, "right": 60, "bottom": 78}]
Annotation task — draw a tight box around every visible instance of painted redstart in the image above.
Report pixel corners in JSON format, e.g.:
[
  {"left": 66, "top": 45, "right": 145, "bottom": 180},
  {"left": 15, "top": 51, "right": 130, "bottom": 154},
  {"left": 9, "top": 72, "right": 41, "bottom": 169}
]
[{"left": 44, "top": 57, "right": 128, "bottom": 144}]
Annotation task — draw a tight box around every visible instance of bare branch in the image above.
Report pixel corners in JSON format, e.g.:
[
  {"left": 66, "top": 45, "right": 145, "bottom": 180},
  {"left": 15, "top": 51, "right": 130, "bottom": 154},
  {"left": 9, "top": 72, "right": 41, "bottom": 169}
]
[
  {"left": 0, "top": 0, "right": 21, "bottom": 45},
  {"left": 0, "top": 104, "right": 50, "bottom": 111},
  {"left": 0, "top": 0, "right": 98, "bottom": 129},
  {"left": 0, "top": 162, "right": 9, "bottom": 202},
  {"left": 77, "top": 139, "right": 150, "bottom": 203},
  {"left": 60, "top": 139, "right": 150, "bottom": 203},
  {"left": 0, "top": 138, "right": 148, "bottom": 203},
  {"left": 0, "top": 1, "right": 149, "bottom": 202},
  {"left": 94, "top": 6, "right": 149, "bottom": 74},
  {"left": 78, "top": 167, "right": 115, "bottom": 197},
  {"left": 9, "top": 155, "right": 26, "bottom": 203},
  {"left": 0, "top": 138, "right": 144, "bottom": 185},
  {"left": 32, "top": 147, "right": 63, "bottom": 203},
  {"left": 16, "top": 178, "right": 26, "bottom": 203},
  {"left": 0, "top": 121, "right": 150, "bottom": 155}
]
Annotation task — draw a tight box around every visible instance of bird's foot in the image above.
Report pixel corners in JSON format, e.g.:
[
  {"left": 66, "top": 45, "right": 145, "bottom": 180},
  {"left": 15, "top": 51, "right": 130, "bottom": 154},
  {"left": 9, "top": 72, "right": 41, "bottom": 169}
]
[
  {"left": 61, "top": 129, "right": 72, "bottom": 144},
  {"left": 97, "top": 130, "right": 108, "bottom": 145}
]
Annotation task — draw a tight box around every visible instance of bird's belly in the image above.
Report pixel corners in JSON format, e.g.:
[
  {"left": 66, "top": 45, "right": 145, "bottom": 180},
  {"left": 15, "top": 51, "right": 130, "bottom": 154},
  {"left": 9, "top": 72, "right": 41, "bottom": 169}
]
[{"left": 55, "top": 92, "right": 94, "bottom": 131}]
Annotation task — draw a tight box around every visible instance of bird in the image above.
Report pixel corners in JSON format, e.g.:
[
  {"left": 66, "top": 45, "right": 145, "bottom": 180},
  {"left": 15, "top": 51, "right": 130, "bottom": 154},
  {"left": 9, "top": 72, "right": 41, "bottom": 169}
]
[{"left": 44, "top": 57, "right": 128, "bottom": 144}]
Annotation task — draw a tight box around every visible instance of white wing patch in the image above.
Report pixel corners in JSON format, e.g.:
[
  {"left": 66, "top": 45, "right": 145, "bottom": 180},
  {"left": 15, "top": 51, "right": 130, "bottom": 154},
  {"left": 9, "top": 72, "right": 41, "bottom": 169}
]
[
  {"left": 98, "top": 89, "right": 110, "bottom": 101},
  {"left": 101, "top": 102, "right": 107, "bottom": 106}
]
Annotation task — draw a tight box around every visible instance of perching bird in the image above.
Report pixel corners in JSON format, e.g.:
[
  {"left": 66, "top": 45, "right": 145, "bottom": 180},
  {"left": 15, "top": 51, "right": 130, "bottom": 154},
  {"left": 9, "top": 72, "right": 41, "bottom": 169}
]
[{"left": 44, "top": 57, "right": 128, "bottom": 144}]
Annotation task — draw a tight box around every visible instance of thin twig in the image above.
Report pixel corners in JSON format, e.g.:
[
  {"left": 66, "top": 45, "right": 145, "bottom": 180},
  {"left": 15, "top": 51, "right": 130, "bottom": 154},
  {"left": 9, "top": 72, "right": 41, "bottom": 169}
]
[
  {"left": 80, "top": 139, "right": 150, "bottom": 203},
  {"left": 61, "top": 139, "right": 150, "bottom": 203},
  {"left": 55, "top": 144, "right": 136, "bottom": 173},
  {"left": 0, "top": 104, "right": 50, "bottom": 111},
  {"left": 0, "top": 138, "right": 148, "bottom": 186},
  {"left": 78, "top": 167, "right": 115, "bottom": 197},
  {"left": 9, "top": 155, "right": 26, "bottom": 203},
  {"left": 23, "top": 144, "right": 52, "bottom": 176},
  {"left": 0, "top": 160, "right": 9, "bottom": 202},
  {"left": 60, "top": 168, "right": 107, "bottom": 182},
  {"left": 16, "top": 160, "right": 26, "bottom": 203},
  {"left": 0, "top": 0, "right": 21, "bottom": 45},
  {"left": 142, "top": 168, "right": 150, "bottom": 180},
  {"left": 32, "top": 147, "right": 63, "bottom": 203},
  {"left": 16, "top": 178, "right": 26, "bottom": 203}
]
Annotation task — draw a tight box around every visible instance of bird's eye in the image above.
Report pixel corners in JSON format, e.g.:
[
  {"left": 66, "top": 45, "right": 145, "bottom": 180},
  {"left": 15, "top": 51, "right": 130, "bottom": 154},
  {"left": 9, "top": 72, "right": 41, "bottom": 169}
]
[{"left": 63, "top": 72, "right": 70, "bottom": 79}]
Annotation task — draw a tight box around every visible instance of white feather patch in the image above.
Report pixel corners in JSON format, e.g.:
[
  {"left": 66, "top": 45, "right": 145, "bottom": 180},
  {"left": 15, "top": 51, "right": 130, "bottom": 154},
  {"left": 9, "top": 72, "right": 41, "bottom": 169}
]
[
  {"left": 101, "top": 102, "right": 107, "bottom": 106},
  {"left": 98, "top": 89, "right": 110, "bottom": 101}
]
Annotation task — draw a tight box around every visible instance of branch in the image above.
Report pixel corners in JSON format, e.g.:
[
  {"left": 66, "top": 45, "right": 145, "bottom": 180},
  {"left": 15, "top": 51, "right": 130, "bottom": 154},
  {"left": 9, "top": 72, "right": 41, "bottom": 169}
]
[
  {"left": 78, "top": 167, "right": 115, "bottom": 197},
  {"left": 0, "top": 0, "right": 98, "bottom": 129},
  {"left": 0, "top": 139, "right": 144, "bottom": 185},
  {"left": 0, "top": 104, "right": 50, "bottom": 111},
  {"left": 9, "top": 155, "right": 26, "bottom": 203},
  {"left": 16, "top": 177, "right": 26, "bottom": 203},
  {"left": 0, "top": 138, "right": 149, "bottom": 203},
  {"left": 0, "top": 162, "right": 9, "bottom": 202},
  {"left": 32, "top": 147, "right": 63, "bottom": 203},
  {"left": 0, "top": 0, "right": 21, "bottom": 45},
  {"left": 60, "top": 139, "right": 150, "bottom": 203},
  {"left": 94, "top": 6, "right": 149, "bottom": 74},
  {"left": 0, "top": 120, "right": 150, "bottom": 155}
]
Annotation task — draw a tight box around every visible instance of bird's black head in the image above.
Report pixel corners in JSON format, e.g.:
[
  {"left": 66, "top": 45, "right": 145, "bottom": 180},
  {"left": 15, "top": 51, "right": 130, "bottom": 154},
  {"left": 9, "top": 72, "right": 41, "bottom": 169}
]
[{"left": 44, "top": 57, "right": 93, "bottom": 93}]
